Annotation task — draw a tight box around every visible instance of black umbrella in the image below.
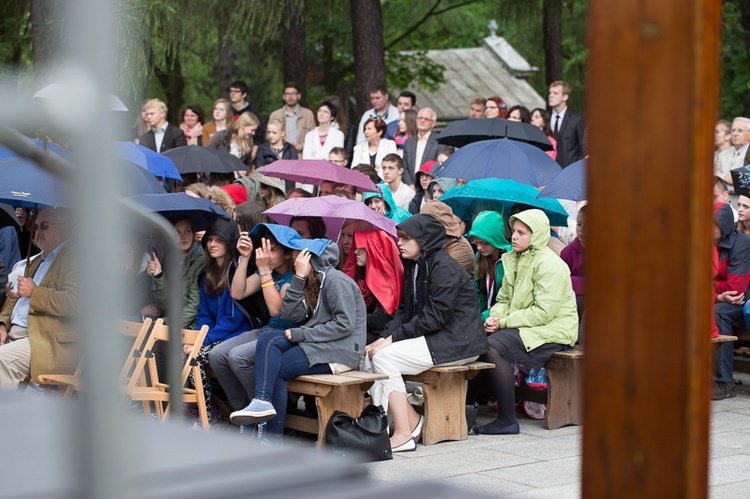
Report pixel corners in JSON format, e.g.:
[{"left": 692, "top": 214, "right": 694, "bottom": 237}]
[
  {"left": 163, "top": 146, "right": 249, "bottom": 175},
  {"left": 0, "top": 203, "right": 20, "bottom": 228},
  {"left": 436, "top": 118, "right": 554, "bottom": 151}
]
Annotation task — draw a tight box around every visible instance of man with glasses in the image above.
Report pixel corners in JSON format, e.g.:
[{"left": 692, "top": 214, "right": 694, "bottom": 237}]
[
  {"left": 268, "top": 82, "right": 315, "bottom": 153},
  {"left": 716, "top": 117, "right": 750, "bottom": 192},
  {"left": 229, "top": 80, "right": 264, "bottom": 142},
  {"left": 402, "top": 107, "right": 448, "bottom": 186},
  {"left": 0, "top": 208, "right": 78, "bottom": 390}
]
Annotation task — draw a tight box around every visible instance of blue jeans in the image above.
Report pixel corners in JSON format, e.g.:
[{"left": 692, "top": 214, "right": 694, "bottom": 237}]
[
  {"left": 254, "top": 329, "right": 331, "bottom": 434},
  {"left": 715, "top": 302, "right": 743, "bottom": 382}
]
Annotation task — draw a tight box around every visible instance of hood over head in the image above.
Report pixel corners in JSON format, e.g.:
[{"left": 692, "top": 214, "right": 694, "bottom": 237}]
[
  {"left": 202, "top": 217, "right": 241, "bottom": 260},
  {"left": 714, "top": 202, "right": 735, "bottom": 238},
  {"left": 250, "top": 223, "right": 331, "bottom": 256},
  {"left": 397, "top": 213, "right": 446, "bottom": 254},
  {"left": 420, "top": 201, "right": 463, "bottom": 238},
  {"left": 428, "top": 177, "right": 458, "bottom": 199},
  {"left": 508, "top": 209, "right": 551, "bottom": 252},
  {"left": 468, "top": 211, "right": 512, "bottom": 252},
  {"left": 254, "top": 172, "right": 287, "bottom": 195},
  {"left": 309, "top": 240, "right": 340, "bottom": 271},
  {"left": 362, "top": 183, "right": 396, "bottom": 212}
]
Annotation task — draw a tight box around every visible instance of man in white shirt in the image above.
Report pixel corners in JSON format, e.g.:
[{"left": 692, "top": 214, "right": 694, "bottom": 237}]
[
  {"left": 356, "top": 85, "right": 399, "bottom": 145},
  {"left": 716, "top": 117, "right": 750, "bottom": 190},
  {"left": 402, "top": 107, "right": 447, "bottom": 186},
  {"left": 381, "top": 154, "right": 415, "bottom": 210}
]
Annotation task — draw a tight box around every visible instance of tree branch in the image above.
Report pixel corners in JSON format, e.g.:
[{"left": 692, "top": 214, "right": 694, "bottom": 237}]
[{"left": 384, "top": 0, "right": 478, "bottom": 51}]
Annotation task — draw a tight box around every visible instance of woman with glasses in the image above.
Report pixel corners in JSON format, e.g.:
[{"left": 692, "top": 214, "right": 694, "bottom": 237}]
[
  {"left": 302, "top": 101, "right": 345, "bottom": 160},
  {"left": 484, "top": 96, "right": 508, "bottom": 119}
]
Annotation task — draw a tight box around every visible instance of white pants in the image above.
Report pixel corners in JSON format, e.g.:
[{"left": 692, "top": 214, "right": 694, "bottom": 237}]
[
  {"left": 0, "top": 326, "right": 31, "bottom": 390},
  {"left": 368, "top": 336, "right": 477, "bottom": 413}
]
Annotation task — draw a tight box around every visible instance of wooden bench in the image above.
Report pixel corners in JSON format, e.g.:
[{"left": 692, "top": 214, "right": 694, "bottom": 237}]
[
  {"left": 284, "top": 371, "right": 387, "bottom": 448},
  {"left": 403, "top": 361, "right": 495, "bottom": 445},
  {"left": 517, "top": 335, "right": 738, "bottom": 430}
]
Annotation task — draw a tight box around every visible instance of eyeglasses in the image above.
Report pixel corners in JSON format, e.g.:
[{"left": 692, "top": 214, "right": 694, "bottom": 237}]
[
  {"left": 731, "top": 128, "right": 749, "bottom": 133},
  {"left": 33, "top": 222, "right": 63, "bottom": 232},
  {"left": 417, "top": 116, "right": 435, "bottom": 121},
  {"left": 283, "top": 92, "right": 299, "bottom": 96}
]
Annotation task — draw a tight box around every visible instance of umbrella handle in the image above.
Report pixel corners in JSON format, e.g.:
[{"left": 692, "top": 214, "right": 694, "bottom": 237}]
[{"left": 24, "top": 207, "right": 38, "bottom": 278}]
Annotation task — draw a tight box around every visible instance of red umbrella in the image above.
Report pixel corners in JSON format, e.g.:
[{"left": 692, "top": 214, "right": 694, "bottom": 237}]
[{"left": 259, "top": 159, "right": 379, "bottom": 193}]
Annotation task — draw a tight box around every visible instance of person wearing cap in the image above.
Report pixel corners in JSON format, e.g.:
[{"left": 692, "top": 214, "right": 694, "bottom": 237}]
[
  {"left": 408, "top": 160, "right": 437, "bottom": 214},
  {"left": 193, "top": 217, "right": 253, "bottom": 419},
  {"left": 364, "top": 214, "right": 488, "bottom": 452},
  {"left": 480, "top": 209, "right": 578, "bottom": 435},
  {"left": 229, "top": 235, "right": 366, "bottom": 440}
]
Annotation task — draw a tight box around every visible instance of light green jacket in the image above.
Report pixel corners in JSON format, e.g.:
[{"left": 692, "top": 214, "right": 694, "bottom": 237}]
[{"left": 488, "top": 209, "right": 578, "bottom": 350}]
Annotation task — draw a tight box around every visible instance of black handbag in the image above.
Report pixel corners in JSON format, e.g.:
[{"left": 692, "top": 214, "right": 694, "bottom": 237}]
[{"left": 324, "top": 405, "right": 392, "bottom": 461}]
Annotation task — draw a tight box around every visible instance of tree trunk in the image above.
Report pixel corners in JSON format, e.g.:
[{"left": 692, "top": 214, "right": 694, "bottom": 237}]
[
  {"left": 282, "top": 0, "right": 308, "bottom": 105},
  {"left": 350, "top": 0, "right": 387, "bottom": 119},
  {"left": 29, "top": 0, "right": 52, "bottom": 81},
  {"left": 217, "top": 34, "right": 233, "bottom": 97},
  {"left": 542, "top": 0, "right": 563, "bottom": 84},
  {"left": 154, "top": 48, "right": 185, "bottom": 125},
  {"left": 737, "top": 0, "right": 750, "bottom": 77}
]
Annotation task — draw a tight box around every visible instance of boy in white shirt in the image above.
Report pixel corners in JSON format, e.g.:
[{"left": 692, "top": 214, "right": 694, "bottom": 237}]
[{"left": 381, "top": 153, "right": 415, "bottom": 210}]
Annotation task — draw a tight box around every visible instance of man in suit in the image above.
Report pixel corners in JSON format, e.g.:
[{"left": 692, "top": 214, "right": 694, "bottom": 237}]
[
  {"left": 549, "top": 81, "right": 585, "bottom": 168},
  {"left": 138, "top": 98, "right": 187, "bottom": 153},
  {"left": 0, "top": 207, "right": 78, "bottom": 389},
  {"left": 402, "top": 107, "right": 448, "bottom": 186}
]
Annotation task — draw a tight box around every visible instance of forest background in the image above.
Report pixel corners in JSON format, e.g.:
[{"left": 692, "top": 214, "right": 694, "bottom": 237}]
[{"left": 0, "top": 0, "right": 748, "bottom": 126}]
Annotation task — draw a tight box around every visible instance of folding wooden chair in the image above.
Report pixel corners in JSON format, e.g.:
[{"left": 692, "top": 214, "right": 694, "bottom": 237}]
[
  {"left": 122, "top": 322, "right": 210, "bottom": 430},
  {"left": 36, "top": 318, "right": 154, "bottom": 399}
]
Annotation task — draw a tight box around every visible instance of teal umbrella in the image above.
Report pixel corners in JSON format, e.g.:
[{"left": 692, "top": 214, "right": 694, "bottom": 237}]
[{"left": 439, "top": 178, "right": 570, "bottom": 226}]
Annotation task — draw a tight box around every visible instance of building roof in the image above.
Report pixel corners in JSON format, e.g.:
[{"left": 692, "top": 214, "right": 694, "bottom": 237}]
[{"left": 406, "top": 36, "right": 546, "bottom": 122}]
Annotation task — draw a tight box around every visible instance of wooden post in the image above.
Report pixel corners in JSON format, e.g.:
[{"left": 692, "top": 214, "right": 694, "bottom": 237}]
[{"left": 582, "top": 1, "right": 721, "bottom": 497}]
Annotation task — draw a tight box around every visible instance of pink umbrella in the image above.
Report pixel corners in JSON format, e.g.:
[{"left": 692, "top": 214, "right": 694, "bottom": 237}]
[
  {"left": 259, "top": 159, "right": 379, "bottom": 193},
  {"left": 264, "top": 196, "right": 398, "bottom": 240}
]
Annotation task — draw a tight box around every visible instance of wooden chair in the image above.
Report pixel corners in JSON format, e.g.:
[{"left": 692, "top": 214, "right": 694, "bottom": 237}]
[
  {"left": 36, "top": 318, "right": 154, "bottom": 399},
  {"left": 122, "top": 322, "right": 210, "bottom": 429}
]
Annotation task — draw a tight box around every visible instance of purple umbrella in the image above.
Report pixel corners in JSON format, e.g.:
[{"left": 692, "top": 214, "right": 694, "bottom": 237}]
[
  {"left": 259, "top": 159, "right": 379, "bottom": 193},
  {"left": 264, "top": 196, "right": 397, "bottom": 240}
]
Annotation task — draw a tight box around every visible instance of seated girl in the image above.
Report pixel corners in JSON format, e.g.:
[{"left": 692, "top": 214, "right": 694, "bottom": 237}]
[
  {"left": 479, "top": 209, "right": 578, "bottom": 435},
  {"left": 194, "top": 218, "right": 253, "bottom": 418},
  {"left": 209, "top": 224, "right": 298, "bottom": 412},
  {"left": 229, "top": 237, "right": 366, "bottom": 439},
  {"left": 467, "top": 211, "right": 512, "bottom": 320},
  {"left": 365, "top": 214, "right": 488, "bottom": 452},
  {"left": 363, "top": 185, "right": 410, "bottom": 223},
  {"left": 560, "top": 205, "right": 585, "bottom": 341},
  {"left": 343, "top": 229, "right": 404, "bottom": 344},
  {"left": 290, "top": 216, "right": 327, "bottom": 240},
  {"left": 338, "top": 219, "right": 373, "bottom": 270}
]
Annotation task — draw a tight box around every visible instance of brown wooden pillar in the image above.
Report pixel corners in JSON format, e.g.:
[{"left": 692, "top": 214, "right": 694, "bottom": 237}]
[{"left": 582, "top": 1, "right": 721, "bottom": 497}]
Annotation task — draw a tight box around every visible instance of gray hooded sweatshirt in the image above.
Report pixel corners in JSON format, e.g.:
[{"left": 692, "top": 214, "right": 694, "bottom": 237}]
[{"left": 282, "top": 242, "right": 367, "bottom": 369}]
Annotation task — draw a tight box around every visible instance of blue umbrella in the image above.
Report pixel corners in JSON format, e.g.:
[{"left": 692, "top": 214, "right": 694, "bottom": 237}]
[
  {"left": 0, "top": 138, "right": 69, "bottom": 159},
  {"left": 432, "top": 138, "right": 562, "bottom": 188},
  {"left": 0, "top": 157, "right": 72, "bottom": 208},
  {"left": 537, "top": 159, "right": 586, "bottom": 201},
  {"left": 114, "top": 142, "right": 182, "bottom": 182},
  {"left": 439, "top": 178, "right": 570, "bottom": 226},
  {"left": 129, "top": 193, "right": 230, "bottom": 231}
]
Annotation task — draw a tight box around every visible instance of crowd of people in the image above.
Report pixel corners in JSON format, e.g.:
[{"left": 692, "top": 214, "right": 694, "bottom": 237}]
[{"left": 0, "top": 79, "right": 596, "bottom": 451}]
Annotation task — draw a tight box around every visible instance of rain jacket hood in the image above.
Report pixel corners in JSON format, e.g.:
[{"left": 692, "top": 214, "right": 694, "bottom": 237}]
[
  {"left": 469, "top": 211, "right": 512, "bottom": 252},
  {"left": 715, "top": 202, "right": 736, "bottom": 249},
  {"left": 202, "top": 217, "right": 240, "bottom": 260},
  {"left": 509, "top": 209, "right": 551, "bottom": 252},
  {"left": 397, "top": 213, "right": 446, "bottom": 254},
  {"left": 420, "top": 201, "right": 463, "bottom": 238},
  {"left": 428, "top": 177, "right": 458, "bottom": 199},
  {"left": 343, "top": 230, "right": 404, "bottom": 315},
  {"left": 362, "top": 184, "right": 411, "bottom": 223}
]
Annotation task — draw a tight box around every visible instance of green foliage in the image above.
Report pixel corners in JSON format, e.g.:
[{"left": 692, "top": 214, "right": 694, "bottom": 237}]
[
  {"left": 721, "top": 1, "right": 750, "bottom": 119},
  {"left": 385, "top": 50, "right": 445, "bottom": 92}
]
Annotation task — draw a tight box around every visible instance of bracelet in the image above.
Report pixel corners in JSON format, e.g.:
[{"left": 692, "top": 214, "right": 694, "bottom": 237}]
[
  {"left": 258, "top": 271, "right": 272, "bottom": 276},
  {"left": 294, "top": 273, "right": 307, "bottom": 280},
  {"left": 261, "top": 278, "right": 274, "bottom": 286},
  {"left": 261, "top": 281, "right": 275, "bottom": 289}
]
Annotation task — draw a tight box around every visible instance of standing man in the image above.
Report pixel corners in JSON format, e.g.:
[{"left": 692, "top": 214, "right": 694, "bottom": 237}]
[
  {"left": 548, "top": 81, "right": 585, "bottom": 168},
  {"left": 0, "top": 208, "right": 78, "bottom": 390},
  {"left": 268, "top": 82, "right": 316, "bottom": 154},
  {"left": 229, "top": 80, "right": 264, "bottom": 142},
  {"left": 402, "top": 107, "right": 448, "bottom": 186},
  {"left": 137, "top": 98, "right": 187, "bottom": 153},
  {"left": 469, "top": 97, "right": 486, "bottom": 119},
  {"left": 356, "top": 85, "right": 399, "bottom": 145},
  {"left": 716, "top": 117, "right": 750, "bottom": 189}
]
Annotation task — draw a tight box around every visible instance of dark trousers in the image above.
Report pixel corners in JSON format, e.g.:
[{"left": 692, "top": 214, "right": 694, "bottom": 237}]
[{"left": 715, "top": 302, "right": 743, "bottom": 382}]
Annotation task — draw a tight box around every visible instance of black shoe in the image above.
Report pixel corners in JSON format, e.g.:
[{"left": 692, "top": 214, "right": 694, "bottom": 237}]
[
  {"left": 466, "top": 403, "right": 479, "bottom": 433},
  {"left": 712, "top": 381, "right": 736, "bottom": 400}
]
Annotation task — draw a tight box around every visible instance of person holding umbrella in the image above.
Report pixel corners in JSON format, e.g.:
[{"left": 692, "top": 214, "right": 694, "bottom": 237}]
[{"left": 478, "top": 209, "right": 578, "bottom": 435}]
